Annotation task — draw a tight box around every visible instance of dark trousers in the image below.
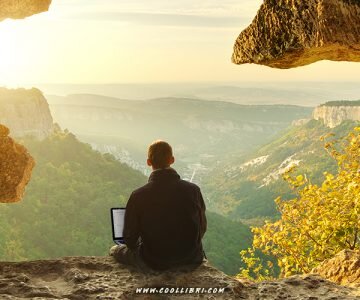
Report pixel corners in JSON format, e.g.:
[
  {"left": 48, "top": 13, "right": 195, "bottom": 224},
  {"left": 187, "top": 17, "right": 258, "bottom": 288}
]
[
  {"left": 109, "top": 244, "right": 206, "bottom": 273},
  {"left": 110, "top": 244, "right": 153, "bottom": 272}
]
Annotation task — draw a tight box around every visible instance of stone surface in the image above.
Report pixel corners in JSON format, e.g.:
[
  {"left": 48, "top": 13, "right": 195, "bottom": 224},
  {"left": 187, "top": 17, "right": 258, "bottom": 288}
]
[
  {"left": 0, "top": 87, "right": 54, "bottom": 139},
  {"left": 313, "top": 105, "right": 360, "bottom": 128},
  {"left": 312, "top": 250, "right": 360, "bottom": 288},
  {"left": 0, "top": 256, "right": 358, "bottom": 299},
  {"left": 0, "top": 0, "right": 52, "bottom": 21},
  {"left": 0, "top": 124, "right": 35, "bottom": 203},
  {"left": 232, "top": 0, "right": 360, "bottom": 69}
]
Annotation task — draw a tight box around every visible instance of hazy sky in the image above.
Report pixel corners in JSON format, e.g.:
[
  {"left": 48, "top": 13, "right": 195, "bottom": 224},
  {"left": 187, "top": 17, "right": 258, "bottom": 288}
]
[{"left": 0, "top": 0, "right": 359, "bottom": 85}]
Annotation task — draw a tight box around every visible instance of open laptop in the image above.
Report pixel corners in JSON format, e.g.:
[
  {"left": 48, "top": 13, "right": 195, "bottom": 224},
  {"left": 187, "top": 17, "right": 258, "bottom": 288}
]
[{"left": 110, "top": 208, "right": 126, "bottom": 245}]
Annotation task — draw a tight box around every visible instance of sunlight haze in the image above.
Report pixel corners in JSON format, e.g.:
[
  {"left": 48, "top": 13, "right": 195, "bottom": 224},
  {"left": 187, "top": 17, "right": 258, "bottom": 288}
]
[{"left": 0, "top": 0, "right": 359, "bottom": 85}]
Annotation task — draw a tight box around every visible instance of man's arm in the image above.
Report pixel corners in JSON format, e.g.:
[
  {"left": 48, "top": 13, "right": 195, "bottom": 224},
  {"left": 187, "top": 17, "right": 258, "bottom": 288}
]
[
  {"left": 198, "top": 188, "right": 207, "bottom": 239},
  {"left": 123, "top": 192, "right": 141, "bottom": 250}
]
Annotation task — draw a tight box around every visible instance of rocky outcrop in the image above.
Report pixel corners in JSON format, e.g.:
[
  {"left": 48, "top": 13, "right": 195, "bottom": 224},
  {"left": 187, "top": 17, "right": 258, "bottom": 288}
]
[
  {"left": 0, "top": 256, "right": 359, "bottom": 299},
  {"left": 232, "top": 0, "right": 360, "bottom": 69},
  {"left": 0, "top": 125, "right": 35, "bottom": 203},
  {"left": 0, "top": 0, "right": 52, "bottom": 21},
  {"left": 313, "top": 105, "right": 360, "bottom": 128},
  {"left": 0, "top": 87, "right": 54, "bottom": 139},
  {"left": 312, "top": 250, "right": 360, "bottom": 287}
]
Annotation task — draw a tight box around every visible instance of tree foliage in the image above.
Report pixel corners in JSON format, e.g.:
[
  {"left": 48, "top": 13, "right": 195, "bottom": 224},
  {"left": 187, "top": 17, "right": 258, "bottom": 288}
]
[
  {"left": 322, "top": 100, "right": 360, "bottom": 107},
  {"left": 239, "top": 127, "right": 360, "bottom": 279},
  {"left": 0, "top": 132, "right": 146, "bottom": 260},
  {"left": 0, "top": 131, "right": 252, "bottom": 275}
]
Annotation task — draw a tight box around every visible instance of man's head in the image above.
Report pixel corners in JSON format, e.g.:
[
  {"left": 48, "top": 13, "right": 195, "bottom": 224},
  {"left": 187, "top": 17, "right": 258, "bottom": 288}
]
[{"left": 147, "top": 140, "right": 175, "bottom": 170}]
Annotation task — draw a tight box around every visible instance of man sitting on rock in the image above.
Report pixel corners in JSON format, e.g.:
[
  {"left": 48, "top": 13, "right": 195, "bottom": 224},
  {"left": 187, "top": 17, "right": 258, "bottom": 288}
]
[{"left": 110, "top": 140, "right": 207, "bottom": 272}]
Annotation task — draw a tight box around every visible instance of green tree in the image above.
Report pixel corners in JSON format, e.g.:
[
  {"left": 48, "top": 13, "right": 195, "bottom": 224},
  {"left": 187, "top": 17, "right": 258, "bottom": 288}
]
[{"left": 239, "top": 127, "right": 360, "bottom": 279}]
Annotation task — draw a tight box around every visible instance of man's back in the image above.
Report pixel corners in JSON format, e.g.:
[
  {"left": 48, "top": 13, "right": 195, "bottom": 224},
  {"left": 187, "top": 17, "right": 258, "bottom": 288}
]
[{"left": 123, "top": 167, "right": 207, "bottom": 270}]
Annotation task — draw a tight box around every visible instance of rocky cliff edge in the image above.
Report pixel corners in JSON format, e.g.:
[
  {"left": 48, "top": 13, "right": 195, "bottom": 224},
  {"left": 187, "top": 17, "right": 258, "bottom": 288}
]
[
  {"left": 313, "top": 105, "right": 360, "bottom": 128},
  {"left": 0, "top": 87, "right": 55, "bottom": 139},
  {"left": 0, "top": 251, "right": 359, "bottom": 299}
]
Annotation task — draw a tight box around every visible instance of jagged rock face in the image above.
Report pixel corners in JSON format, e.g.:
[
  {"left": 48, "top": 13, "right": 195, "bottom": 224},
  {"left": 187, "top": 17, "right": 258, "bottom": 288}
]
[
  {"left": 0, "top": 87, "right": 54, "bottom": 139},
  {"left": 0, "top": 0, "right": 52, "bottom": 21},
  {"left": 0, "top": 256, "right": 358, "bottom": 299},
  {"left": 232, "top": 0, "right": 360, "bottom": 69},
  {"left": 0, "top": 124, "right": 35, "bottom": 203},
  {"left": 312, "top": 250, "right": 360, "bottom": 287},
  {"left": 313, "top": 105, "right": 360, "bottom": 128}
]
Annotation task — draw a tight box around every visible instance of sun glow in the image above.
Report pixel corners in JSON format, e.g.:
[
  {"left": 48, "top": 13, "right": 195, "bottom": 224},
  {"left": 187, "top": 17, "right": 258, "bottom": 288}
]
[
  {"left": 0, "top": 0, "right": 358, "bottom": 86},
  {"left": 0, "top": 20, "right": 33, "bottom": 86}
]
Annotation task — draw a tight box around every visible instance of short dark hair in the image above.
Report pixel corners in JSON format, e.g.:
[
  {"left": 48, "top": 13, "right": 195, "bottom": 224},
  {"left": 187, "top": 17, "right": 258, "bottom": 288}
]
[{"left": 148, "top": 140, "right": 173, "bottom": 169}]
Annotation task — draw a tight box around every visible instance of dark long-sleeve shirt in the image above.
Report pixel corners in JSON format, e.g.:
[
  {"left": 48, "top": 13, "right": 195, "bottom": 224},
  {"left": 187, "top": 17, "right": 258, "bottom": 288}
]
[{"left": 123, "top": 167, "right": 207, "bottom": 270}]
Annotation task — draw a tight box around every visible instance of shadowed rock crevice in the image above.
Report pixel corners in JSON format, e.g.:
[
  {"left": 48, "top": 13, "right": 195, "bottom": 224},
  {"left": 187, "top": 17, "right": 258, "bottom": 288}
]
[{"left": 232, "top": 0, "right": 360, "bottom": 69}]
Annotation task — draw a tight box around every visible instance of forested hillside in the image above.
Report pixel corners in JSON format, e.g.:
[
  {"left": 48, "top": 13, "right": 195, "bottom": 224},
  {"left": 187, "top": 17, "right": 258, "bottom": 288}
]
[
  {"left": 322, "top": 100, "right": 360, "bottom": 106},
  {"left": 0, "top": 132, "right": 146, "bottom": 260},
  {"left": 204, "top": 120, "right": 360, "bottom": 222},
  {"left": 0, "top": 131, "right": 252, "bottom": 275}
]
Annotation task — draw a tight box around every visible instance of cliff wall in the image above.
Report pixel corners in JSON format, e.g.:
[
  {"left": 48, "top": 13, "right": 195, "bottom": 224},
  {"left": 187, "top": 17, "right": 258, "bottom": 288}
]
[
  {"left": 0, "top": 87, "right": 54, "bottom": 139},
  {"left": 313, "top": 105, "right": 360, "bottom": 128}
]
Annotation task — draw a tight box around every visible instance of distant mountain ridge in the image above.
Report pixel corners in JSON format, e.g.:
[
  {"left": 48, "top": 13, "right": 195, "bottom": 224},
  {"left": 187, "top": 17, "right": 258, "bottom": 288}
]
[
  {"left": 46, "top": 94, "right": 312, "bottom": 180},
  {"left": 35, "top": 82, "right": 360, "bottom": 106}
]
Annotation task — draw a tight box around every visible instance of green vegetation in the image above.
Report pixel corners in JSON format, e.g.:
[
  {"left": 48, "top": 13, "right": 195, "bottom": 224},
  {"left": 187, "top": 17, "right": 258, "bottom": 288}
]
[
  {"left": 0, "top": 131, "right": 146, "bottom": 260},
  {"left": 203, "top": 211, "right": 252, "bottom": 275},
  {"left": 239, "top": 127, "right": 360, "bottom": 279},
  {"left": 0, "top": 131, "right": 253, "bottom": 275},
  {"left": 321, "top": 100, "right": 360, "bottom": 106},
  {"left": 204, "top": 120, "right": 359, "bottom": 221}
]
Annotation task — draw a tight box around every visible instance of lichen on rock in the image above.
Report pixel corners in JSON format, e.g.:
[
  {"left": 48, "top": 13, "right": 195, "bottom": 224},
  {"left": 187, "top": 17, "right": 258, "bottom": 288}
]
[
  {"left": 232, "top": 0, "right": 360, "bottom": 69},
  {"left": 0, "top": 124, "right": 35, "bottom": 203}
]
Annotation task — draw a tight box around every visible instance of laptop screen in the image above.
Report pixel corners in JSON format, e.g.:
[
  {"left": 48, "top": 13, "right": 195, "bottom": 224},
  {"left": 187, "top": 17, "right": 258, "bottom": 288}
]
[{"left": 111, "top": 208, "right": 125, "bottom": 239}]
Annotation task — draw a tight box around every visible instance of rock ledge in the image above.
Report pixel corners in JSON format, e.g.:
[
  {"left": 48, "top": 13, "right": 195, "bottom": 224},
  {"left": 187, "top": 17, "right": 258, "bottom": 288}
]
[{"left": 0, "top": 256, "right": 359, "bottom": 299}]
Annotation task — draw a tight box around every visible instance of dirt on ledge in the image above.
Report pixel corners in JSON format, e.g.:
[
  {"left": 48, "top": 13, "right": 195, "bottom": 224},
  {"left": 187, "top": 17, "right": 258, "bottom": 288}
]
[{"left": 0, "top": 256, "right": 359, "bottom": 299}]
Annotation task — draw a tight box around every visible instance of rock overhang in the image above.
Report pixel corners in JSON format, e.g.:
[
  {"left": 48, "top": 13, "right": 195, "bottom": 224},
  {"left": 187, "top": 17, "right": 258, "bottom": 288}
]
[{"left": 232, "top": 0, "right": 360, "bottom": 69}]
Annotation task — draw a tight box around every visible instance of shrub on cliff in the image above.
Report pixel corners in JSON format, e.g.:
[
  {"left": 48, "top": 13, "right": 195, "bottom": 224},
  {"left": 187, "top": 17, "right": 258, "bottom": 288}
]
[{"left": 239, "top": 127, "right": 360, "bottom": 279}]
